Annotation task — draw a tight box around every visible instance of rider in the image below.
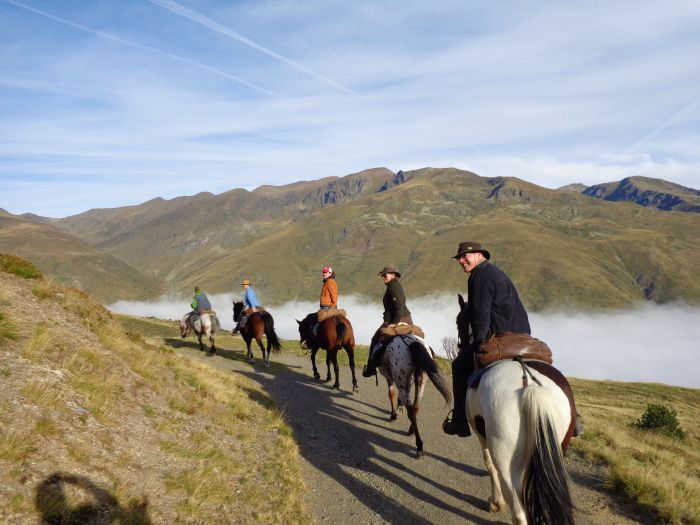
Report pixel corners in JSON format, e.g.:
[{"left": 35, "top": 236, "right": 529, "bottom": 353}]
[
  {"left": 232, "top": 279, "right": 258, "bottom": 335},
  {"left": 362, "top": 267, "right": 413, "bottom": 378},
  {"left": 443, "top": 241, "right": 530, "bottom": 438},
  {"left": 319, "top": 266, "right": 338, "bottom": 309},
  {"left": 191, "top": 286, "right": 212, "bottom": 315}
]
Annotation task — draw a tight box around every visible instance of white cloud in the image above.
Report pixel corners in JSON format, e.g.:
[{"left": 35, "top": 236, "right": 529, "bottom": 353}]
[{"left": 109, "top": 293, "right": 700, "bottom": 389}]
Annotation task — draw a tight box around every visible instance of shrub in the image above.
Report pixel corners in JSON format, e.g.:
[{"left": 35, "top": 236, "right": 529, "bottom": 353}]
[
  {"left": 634, "top": 404, "right": 686, "bottom": 439},
  {"left": 0, "top": 253, "right": 43, "bottom": 279}
]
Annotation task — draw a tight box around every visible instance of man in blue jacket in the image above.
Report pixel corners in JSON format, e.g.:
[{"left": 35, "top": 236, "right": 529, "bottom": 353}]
[
  {"left": 232, "top": 279, "right": 258, "bottom": 334},
  {"left": 443, "top": 241, "right": 531, "bottom": 437}
]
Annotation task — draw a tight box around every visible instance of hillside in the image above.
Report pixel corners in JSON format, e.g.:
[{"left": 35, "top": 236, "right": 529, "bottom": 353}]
[
  {"left": 32, "top": 168, "right": 700, "bottom": 308},
  {"left": 0, "top": 263, "right": 308, "bottom": 524},
  {"left": 584, "top": 176, "right": 700, "bottom": 213},
  {"left": 0, "top": 212, "right": 163, "bottom": 302}
]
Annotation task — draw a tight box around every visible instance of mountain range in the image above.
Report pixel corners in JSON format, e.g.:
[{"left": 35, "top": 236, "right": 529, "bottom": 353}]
[{"left": 1, "top": 168, "right": 698, "bottom": 309}]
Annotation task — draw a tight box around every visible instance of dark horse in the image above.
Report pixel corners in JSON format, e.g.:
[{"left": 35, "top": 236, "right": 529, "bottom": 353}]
[
  {"left": 297, "top": 313, "right": 358, "bottom": 392},
  {"left": 232, "top": 302, "right": 282, "bottom": 367}
]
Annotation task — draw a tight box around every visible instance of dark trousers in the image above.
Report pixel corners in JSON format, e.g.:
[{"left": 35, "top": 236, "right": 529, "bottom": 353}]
[{"left": 451, "top": 345, "right": 476, "bottom": 423}]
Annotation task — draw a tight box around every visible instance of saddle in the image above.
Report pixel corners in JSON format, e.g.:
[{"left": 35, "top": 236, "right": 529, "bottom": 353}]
[
  {"left": 316, "top": 308, "right": 346, "bottom": 322},
  {"left": 474, "top": 332, "right": 552, "bottom": 369},
  {"left": 379, "top": 323, "right": 425, "bottom": 342},
  {"left": 244, "top": 307, "right": 266, "bottom": 315}
]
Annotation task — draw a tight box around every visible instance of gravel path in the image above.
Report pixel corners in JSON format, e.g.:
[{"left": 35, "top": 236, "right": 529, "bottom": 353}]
[{"left": 172, "top": 342, "right": 655, "bottom": 525}]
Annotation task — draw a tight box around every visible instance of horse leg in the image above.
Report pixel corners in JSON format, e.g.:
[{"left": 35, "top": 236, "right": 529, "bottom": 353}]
[
  {"left": 245, "top": 337, "right": 254, "bottom": 362},
  {"left": 322, "top": 352, "right": 332, "bottom": 383},
  {"left": 344, "top": 344, "right": 358, "bottom": 393},
  {"left": 331, "top": 351, "right": 340, "bottom": 390},
  {"left": 255, "top": 336, "right": 268, "bottom": 367},
  {"left": 208, "top": 330, "right": 216, "bottom": 354},
  {"left": 481, "top": 445, "right": 506, "bottom": 513},
  {"left": 387, "top": 382, "right": 398, "bottom": 421},
  {"left": 310, "top": 349, "right": 321, "bottom": 380},
  {"left": 197, "top": 333, "right": 204, "bottom": 351},
  {"left": 406, "top": 403, "right": 424, "bottom": 458},
  {"left": 490, "top": 441, "right": 526, "bottom": 525}
]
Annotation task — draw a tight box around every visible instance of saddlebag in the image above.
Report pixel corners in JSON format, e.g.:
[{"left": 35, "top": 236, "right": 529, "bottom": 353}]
[
  {"left": 475, "top": 332, "right": 552, "bottom": 369},
  {"left": 379, "top": 323, "right": 425, "bottom": 342},
  {"left": 316, "top": 308, "right": 347, "bottom": 322}
]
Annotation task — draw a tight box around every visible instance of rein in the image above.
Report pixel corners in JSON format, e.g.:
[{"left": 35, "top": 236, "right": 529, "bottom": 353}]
[{"left": 514, "top": 357, "right": 543, "bottom": 388}]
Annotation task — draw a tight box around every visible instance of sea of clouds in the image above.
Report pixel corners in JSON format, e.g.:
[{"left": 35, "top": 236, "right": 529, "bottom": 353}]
[{"left": 109, "top": 294, "right": 700, "bottom": 389}]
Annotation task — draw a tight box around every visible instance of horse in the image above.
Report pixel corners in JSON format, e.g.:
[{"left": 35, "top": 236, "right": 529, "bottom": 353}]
[
  {"left": 370, "top": 334, "right": 451, "bottom": 458},
  {"left": 456, "top": 294, "right": 576, "bottom": 525},
  {"left": 297, "top": 313, "right": 358, "bottom": 392},
  {"left": 179, "top": 311, "right": 218, "bottom": 353},
  {"left": 232, "top": 302, "right": 282, "bottom": 367}
]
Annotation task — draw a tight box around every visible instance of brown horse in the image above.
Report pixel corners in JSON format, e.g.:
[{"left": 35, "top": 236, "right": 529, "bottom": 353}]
[
  {"left": 297, "top": 313, "right": 358, "bottom": 392},
  {"left": 233, "top": 301, "right": 282, "bottom": 367}
]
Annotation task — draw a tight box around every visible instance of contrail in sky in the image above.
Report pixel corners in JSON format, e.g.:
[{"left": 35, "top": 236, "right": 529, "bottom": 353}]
[
  {"left": 624, "top": 98, "right": 698, "bottom": 154},
  {"left": 1, "top": 0, "right": 277, "bottom": 96},
  {"left": 147, "top": 0, "right": 356, "bottom": 96}
]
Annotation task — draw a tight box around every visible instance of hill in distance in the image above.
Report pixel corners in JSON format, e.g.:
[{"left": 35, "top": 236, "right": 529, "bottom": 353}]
[
  {"left": 5, "top": 168, "right": 700, "bottom": 309},
  {"left": 0, "top": 211, "right": 162, "bottom": 303},
  {"left": 583, "top": 176, "right": 700, "bottom": 213}
]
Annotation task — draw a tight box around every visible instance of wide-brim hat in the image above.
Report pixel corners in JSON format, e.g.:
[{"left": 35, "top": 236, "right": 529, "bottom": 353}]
[
  {"left": 452, "top": 241, "right": 491, "bottom": 260},
  {"left": 241, "top": 279, "right": 251, "bottom": 285},
  {"left": 378, "top": 267, "right": 401, "bottom": 278}
]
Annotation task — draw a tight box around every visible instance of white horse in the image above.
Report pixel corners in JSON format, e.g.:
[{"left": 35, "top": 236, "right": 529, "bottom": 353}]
[
  {"left": 457, "top": 296, "right": 576, "bottom": 525},
  {"left": 179, "top": 312, "right": 218, "bottom": 353},
  {"left": 374, "top": 335, "right": 451, "bottom": 458}
]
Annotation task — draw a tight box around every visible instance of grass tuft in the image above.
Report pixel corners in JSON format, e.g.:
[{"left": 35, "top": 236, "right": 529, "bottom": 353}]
[{"left": 0, "top": 253, "right": 43, "bottom": 279}]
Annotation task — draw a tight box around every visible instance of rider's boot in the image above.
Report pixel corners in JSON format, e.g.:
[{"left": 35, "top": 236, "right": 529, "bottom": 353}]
[
  {"left": 231, "top": 323, "right": 240, "bottom": 336},
  {"left": 362, "top": 343, "right": 385, "bottom": 377},
  {"left": 442, "top": 410, "right": 472, "bottom": 437}
]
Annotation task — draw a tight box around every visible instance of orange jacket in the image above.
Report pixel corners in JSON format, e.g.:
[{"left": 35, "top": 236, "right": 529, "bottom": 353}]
[{"left": 320, "top": 278, "right": 338, "bottom": 308}]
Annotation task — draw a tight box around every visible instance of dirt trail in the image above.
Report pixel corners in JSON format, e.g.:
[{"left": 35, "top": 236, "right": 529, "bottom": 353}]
[{"left": 170, "top": 342, "right": 654, "bottom": 525}]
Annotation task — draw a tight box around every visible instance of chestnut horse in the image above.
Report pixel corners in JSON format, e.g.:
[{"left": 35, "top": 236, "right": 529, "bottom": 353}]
[
  {"left": 297, "top": 313, "right": 358, "bottom": 392},
  {"left": 232, "top": 302, "right": 282, "bottom": 367},
  {"left": 456, "top": 294, "right": 576, "bottom": 525}
]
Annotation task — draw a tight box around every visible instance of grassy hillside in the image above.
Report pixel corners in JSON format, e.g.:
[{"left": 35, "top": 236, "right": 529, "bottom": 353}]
[
  {"left": 0, "top": 259, "right": 308, "bottom": 524},
  {"left": 42, "top": 168, "right": 700, "bottom": 308},
  {"left": 0, "top": 213, "right": 163, "bottom": 302}
]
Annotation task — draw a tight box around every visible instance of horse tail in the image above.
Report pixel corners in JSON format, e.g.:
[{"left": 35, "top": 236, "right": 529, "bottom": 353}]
[
  {"left": 521, "top": 385, "right": 575, "bottom": 525},
  {"left": 262, "top": 313, "right": 282, "bottom": 353},
  {"left": 407, "top": 340, "right": 451, "bottom": 406},
  {"left": 334, "top": 317, "right": 346, "bottom": 350}
]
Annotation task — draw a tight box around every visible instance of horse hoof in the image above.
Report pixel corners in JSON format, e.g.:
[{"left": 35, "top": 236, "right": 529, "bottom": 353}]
[
  {"left": 313, "top": 374, "right": 321, "bottom": 380},
  {"left": 264, "top": 361, "right": 270, "bottom": 368},
  {"left": 488, "top": 499, "right": 504, "bottom": 513},
  {"left": 332, "top": 384, "right": 340, "bottom": 390},
  {"left": 352, "top": 385, "right": 359, "bottom": 393},
  {"left": 389, "top": 413, "right": 398, "bottom": 421},
  {"left": 416, "top": 450, "right": 424, "bottom": 459}
]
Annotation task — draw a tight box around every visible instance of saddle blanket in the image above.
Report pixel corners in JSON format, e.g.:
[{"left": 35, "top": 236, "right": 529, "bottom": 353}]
[
  {"left": 316, "top": 308, "right": 346, "bottom": 322},
  {"left": 475, "top": 332, "right": 552, "bottom": 369}
]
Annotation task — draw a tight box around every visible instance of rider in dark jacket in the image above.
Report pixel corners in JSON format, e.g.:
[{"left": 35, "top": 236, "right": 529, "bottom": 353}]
[
  {"left": 443, "top": 242, "right": 530, "bottom": 437},
  {"left": 362, "top": 267, "right": 413, "bottom": 378}
]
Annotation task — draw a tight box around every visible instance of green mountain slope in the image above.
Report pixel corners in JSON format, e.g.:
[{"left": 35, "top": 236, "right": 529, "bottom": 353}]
[
  {"left": 0, "top": 212, "right": 163, "bottom": 302},
  {"left": 36, "top": 168, "right": 700, "bottom": 308}
]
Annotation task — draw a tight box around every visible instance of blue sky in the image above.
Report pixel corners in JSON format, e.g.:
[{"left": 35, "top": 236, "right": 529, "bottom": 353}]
[{"left": 1, "top": 0, "right": 699, "bottom": 217}]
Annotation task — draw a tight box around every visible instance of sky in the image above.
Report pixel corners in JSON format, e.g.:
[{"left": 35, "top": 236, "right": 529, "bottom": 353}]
[
  {"left": 109, "top": 293, "right": 700, "bottom": 389},
  {"left": 1, "top": 0, "right": 699, "bottom": 217}
]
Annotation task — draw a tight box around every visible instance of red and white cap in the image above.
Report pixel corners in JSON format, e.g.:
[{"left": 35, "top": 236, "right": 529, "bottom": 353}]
[{"left": 322, "top": 266, "right": 333, "bottom": 274}]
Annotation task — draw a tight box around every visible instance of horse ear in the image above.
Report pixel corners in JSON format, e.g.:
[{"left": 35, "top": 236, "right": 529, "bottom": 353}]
[
  {"left": 458, "top": 293, "right": 465, "bottom": 308},
  {"left": 296, "top": 319, "right": 301, "bottom": 325}
]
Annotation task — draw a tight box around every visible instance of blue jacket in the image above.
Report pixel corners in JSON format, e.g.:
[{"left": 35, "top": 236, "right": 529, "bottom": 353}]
[{"left": 244, "top": 287, "right": 259, "bottom": 308}]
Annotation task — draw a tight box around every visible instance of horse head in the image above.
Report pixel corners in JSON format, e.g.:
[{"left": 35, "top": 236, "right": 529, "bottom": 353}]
[
  {"left": 233, "top": 301, "right": 244, "bottom": 322},
  {"left": 456, "top": 293, "right": 471, "bottom": 350},
  {"left": 179, "top": 314, "right": 191, "bottom": 338},
  {"left": 296, "top": 313, "right": 317, "bottom": 349}
]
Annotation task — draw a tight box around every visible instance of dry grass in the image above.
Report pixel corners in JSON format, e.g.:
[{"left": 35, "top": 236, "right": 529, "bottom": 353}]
[
  {"left": 571, "top": 379, "right": 700, "bottom": 524},
  {"left": 1, "top": 272, "right": 309, "bottom": 524}
]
